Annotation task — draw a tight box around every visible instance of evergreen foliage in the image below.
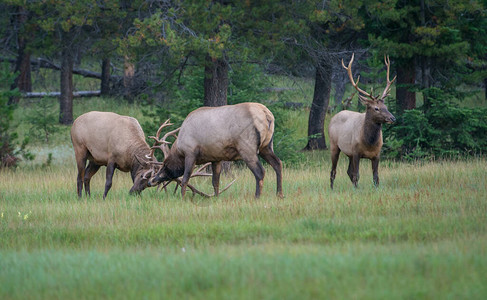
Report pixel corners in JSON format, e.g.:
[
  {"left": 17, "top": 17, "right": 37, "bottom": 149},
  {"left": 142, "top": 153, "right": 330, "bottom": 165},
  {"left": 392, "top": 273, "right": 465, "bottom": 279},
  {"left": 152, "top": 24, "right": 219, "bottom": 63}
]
[
  {"left": 0, "top": 63, "right": 33, "bottom": 168},
  {"left": 1, "top": 1, "right": 486, "bottom": 162},
  {"left": 26, "top": 99, "right": 61, "bottom": 144},
  {"left": 383, "top": 88, "right": 487, "bottom": 160}
]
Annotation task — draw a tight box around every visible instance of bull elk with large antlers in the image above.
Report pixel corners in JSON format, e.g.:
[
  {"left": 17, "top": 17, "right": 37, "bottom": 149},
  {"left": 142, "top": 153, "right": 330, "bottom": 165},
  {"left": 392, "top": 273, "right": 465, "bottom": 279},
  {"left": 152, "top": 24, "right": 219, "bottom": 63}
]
[
  {"left": 71, "top": 111, "right": 157, "bottom": 198},
  {"left": 329, "top": 54, "right": 396, "bottom": 189},
  {"left": 146, "top": 119, "right": 234, "bottom": 197},
  {"left": 148, "top": 102, "right": 283, "bottom": 198}
]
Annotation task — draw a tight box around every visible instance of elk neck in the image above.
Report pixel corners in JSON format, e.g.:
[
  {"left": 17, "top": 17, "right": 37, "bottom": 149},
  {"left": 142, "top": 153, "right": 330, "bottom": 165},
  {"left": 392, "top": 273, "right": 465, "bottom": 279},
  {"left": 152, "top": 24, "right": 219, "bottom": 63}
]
[
  {"left": 162, "top": 152, "right": 185, "bottom": 179},
  {"left": 362, "top": 112, "right": 382, "bottom": 147}
]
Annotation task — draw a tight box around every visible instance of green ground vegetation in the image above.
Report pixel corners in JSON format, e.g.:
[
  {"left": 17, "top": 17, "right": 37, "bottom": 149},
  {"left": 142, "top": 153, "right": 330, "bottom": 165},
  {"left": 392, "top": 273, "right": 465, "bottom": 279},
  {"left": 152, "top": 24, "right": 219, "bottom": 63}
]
[
  {"left": 1, "top": 93, "right": 487, "bottom": 299},
  {"left": 1, "top": 156, "right": 486, "bottom": 299}
]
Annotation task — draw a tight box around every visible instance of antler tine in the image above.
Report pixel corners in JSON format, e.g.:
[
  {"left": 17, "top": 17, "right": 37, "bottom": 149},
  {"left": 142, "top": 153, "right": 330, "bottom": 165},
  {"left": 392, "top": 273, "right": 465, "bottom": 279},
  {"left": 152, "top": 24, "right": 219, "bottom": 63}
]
[
  {"left": 157, "top": 119, "right": 173, "bottom": 138},
  {"left": 342, "top": 53, "right": 373, "bottom": 99},
  {"left": 182, "top": 179, "right": 236, "bottom": 198},
  {"left": 161, "top": 127, "right": 181, "bottom": 144},
  {"left": 194, "top": 162, "right": 211, "bottom": 173},
  {"left": 380, "top": 55, "right": 397, "bottom": 101},
  {"left": 219, "top": 179, "right": 236, "bottom": 194},
  {"left": 141, "top": 169, "right": 152, "bottom": 180},
  {"left": 151, "top": 144, "right": 171, "bottom": 158},
  {"left": 191, "top": 162, "right": 212, "bottom": 177},
  {"left": 153, "top": 161, "right": 236, "bottom": 197},
  {"left": 157, "top": 127, "right": 180, "bottom": 159},
  {"left": 170, "top": 178, "right": 214, "bottom": 197},
  {"left": 148, "top": 119, "right": 173, "bottom": 158},
  {"left": 158, "top": 180, "right": 173, "bottom": 193}
]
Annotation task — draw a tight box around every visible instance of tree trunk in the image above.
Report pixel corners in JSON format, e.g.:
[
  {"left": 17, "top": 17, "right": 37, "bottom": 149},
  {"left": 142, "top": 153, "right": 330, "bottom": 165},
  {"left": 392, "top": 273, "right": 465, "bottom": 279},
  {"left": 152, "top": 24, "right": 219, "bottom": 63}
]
[
  {"left": 333, "top": 70, "right": 347, "bottom": 109},
  {"left": 396, "top": 60, "right": 416, "bottom": 113},
  {"left": 203, "top": 55, "right": 228, "bottom": 107},
  {"left": 484, "top": 77, "right": 487, "bottom": 101},
  {"left": 124, "top": 55, "right": 135, "bottom": 102},
  {"left": 100, "top": 58, "right": 111, "bottom": 96},
  {"left": 421, "top": 56, "right": 431, "bottom": 109},
  {"left": 303, "top": 58, "right": 332, "bottom": 151},
  {"left": 8, "top": 48, "right": 31, "bottom": 105},
  {"left": 59, "top": 46, "right": 74, "bottom": 125},
  {"left": 419, "top": 0, "right": 431, "bottom": 110},
  {"left": 15, "top": 51, "right": 31, "bottom": 92},
  {"left": 8, "top": 6, "right": 31, "bottom": 105},
  {"left": 203, "top": 54, "right": 231, "bottom": 172}
]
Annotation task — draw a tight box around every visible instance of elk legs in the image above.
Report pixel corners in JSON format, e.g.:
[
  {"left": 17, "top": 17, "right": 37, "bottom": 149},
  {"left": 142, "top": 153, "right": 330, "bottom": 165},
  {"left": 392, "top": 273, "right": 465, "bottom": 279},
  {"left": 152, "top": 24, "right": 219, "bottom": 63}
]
[
  {"left": 347, "top": 155, "right": 360, "bottom": 188},
  {"left": 211, "top": 161, "right": 222, "bottom": 196},
  {"left": 243, "top": 157, "right": 265, "bottom": 198},
  {"left": 76, "top": 161, "right": 86, "bottom": 198},
  {"left": 330, "top": 147, "right": 340, "bottom": 190},
  {"left": 180, "top": 155, "right": 197, "bottom": 198},
  {"left": 84, "top": 161, "right": 101, "bottom": 197},
  {"left": 371, "top": 156, "right": 380, "bottom": 187},
  {"left": 259, "top": 147, "right": 284, "bottom": 198},
  {"left": 103, "top": 162, "right": 116, "bottom": 199}
]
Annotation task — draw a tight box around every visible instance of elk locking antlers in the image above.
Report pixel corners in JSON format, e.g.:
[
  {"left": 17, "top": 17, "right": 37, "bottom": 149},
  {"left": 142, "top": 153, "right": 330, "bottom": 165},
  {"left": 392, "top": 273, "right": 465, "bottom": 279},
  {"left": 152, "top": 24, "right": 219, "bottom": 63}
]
[{"left": 148, "top": 119, "right": 236, "bottom": 197}]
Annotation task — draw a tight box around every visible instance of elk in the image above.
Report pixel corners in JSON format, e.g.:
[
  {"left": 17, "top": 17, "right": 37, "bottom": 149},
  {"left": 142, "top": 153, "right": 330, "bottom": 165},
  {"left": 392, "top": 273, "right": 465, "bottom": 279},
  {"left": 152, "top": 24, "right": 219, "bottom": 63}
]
[
  {"left": 329, "top": 54, "right": 396, "bottom": 189},
  {"left": 148, "top": 102, "right": 283, "bottom": 198},
  {"left": 71, "top": 111, "right": 157, "bottom": 199},
  {"left": 146, "top": 120, "right": 234, "bottom": 197}
]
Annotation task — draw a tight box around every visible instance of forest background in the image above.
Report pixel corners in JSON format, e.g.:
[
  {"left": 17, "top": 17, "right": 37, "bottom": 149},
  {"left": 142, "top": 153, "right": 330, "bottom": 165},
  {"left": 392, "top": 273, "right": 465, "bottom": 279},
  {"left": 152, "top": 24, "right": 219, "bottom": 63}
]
[
  {"left": 1, "top": 0, "right": 486, "bottom": 164},
  {"left": 0, "top": 1, "right": 487, "bottom": 299}
]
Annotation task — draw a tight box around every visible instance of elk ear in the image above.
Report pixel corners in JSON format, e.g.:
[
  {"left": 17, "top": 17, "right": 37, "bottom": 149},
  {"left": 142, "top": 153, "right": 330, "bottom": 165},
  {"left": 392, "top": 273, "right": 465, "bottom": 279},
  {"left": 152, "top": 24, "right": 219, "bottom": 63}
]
[{"left": 134, "top": 154, "right": 155, "bottom": 167}]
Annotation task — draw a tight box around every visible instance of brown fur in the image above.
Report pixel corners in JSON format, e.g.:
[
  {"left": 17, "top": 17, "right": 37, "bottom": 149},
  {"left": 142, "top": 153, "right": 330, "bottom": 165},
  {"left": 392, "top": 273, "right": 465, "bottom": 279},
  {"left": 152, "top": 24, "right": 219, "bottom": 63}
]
[
  {"left": 328, "top": 100, "right": 395, "bottom": 189},
  {"left": 149, "top": 103, "right": 283, "bottom": 198},
  {"left": 70, "top": 111, "right": 154, "bottom": 199}
]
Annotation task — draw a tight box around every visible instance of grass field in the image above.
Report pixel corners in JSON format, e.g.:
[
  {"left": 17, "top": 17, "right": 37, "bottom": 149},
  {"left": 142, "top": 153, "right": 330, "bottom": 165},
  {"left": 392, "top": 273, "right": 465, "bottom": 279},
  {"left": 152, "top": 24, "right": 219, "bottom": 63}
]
[
  {"left": 1, "top": 151, "right": 486, "bottom": 299},
  {"left": 2, "top": 84, "right": 487, "bottom": 299}
]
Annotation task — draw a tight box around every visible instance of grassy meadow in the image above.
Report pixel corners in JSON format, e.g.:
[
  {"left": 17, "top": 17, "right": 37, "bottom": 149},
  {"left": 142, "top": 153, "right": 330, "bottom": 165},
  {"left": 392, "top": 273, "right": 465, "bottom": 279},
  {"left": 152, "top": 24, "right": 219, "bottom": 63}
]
[
  {"left": 1, "top": 155, "right": 487, "bottom": 299},
  {"left": 1, "top": 83, "right": 487, "bottom": 298}
]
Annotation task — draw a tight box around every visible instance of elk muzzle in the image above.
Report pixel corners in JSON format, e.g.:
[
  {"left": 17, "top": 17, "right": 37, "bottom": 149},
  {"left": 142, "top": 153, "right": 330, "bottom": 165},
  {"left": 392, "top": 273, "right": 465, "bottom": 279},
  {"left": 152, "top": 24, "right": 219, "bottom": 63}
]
[
  {"left": 147, "top": 174, "right": 163, "bottom": 187},
  {"left": 387, "top": 115, "right": 396, "bottom": 124}
]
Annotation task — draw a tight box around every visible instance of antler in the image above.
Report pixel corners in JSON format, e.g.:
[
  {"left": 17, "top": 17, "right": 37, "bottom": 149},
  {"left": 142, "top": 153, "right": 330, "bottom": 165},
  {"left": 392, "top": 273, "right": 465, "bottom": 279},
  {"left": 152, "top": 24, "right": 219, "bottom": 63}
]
[
  {"left": 157, "top": 162, "right": 236, "bottom": 197},
  {"left": 158, "top": 128, "right": 180, "bottom": 157},
  {"left": 180, "top": 178, "right": 237, "bottom": 198},
  {"left": 342, "top": 53, "right": 374, "bottom": 101},
  {"left": 148, "top": 119, "right": 174, "bottom": 158},
  {"left": 141, "top": 119, "right": 178, "bottom": 184},
  {"left": 380, "top": 55, "right": 397, "bottom": 101},
  {"left": 148, "top": 120, "right": 181, "bottom": 161},
  {"left": 191, "top": 162, "right": 213, "bottom": 177},
  {"left": 148, "top": 121, "right": 236, "bottom": 197},
  {"left": 342, "top": 53, "right": 397, "bottom": 103}
]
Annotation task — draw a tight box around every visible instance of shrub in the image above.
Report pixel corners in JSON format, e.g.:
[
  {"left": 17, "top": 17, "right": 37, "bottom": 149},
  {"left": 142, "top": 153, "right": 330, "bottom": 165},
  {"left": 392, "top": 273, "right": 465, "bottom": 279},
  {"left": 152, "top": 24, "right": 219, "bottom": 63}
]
[
  {"left": 0, "top": 63, "right": 33, "bottom": 168},
  {"left": 383, "top": 88, "right": 487, "bottom": 160},
  {"left": 27, "top": 98, "right": 61, "bottom": 144},
  {"left": 267, "top": 104, "right": 306, "bottom": 166}
]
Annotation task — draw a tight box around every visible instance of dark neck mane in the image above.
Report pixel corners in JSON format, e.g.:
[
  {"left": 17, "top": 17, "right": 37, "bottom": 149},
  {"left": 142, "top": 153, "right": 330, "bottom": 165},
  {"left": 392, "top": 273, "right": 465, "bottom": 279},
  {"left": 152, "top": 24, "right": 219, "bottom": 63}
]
[
  {"left": 362, "top": 113, "right": 382, "bottom": 147},
  {"left": 163, "top": 150, "right": 185, "bottom": 179}
]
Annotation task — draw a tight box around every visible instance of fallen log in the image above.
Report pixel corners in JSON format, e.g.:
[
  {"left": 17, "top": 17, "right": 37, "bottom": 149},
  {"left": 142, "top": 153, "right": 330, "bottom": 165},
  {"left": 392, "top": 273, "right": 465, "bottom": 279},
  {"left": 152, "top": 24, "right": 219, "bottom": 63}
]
[
  {"left": 22, "top": 90, "right": 101, "bottom": 98},
  {"left": 261, "top": 87, "right": 297, "bottom": 93},
  {"left": 0, "top": 56, "right": 121, "bottom": 81}
]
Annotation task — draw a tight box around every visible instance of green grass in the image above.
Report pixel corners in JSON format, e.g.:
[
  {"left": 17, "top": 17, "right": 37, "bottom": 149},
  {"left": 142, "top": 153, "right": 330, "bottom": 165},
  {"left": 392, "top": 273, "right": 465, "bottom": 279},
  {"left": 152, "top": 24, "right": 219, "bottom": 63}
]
[
  {"left": 1, "top": 157, "right": 486, "bottom": 299},
  {"left": 2, "top": 89, "right": 487, "bottom": 298}
]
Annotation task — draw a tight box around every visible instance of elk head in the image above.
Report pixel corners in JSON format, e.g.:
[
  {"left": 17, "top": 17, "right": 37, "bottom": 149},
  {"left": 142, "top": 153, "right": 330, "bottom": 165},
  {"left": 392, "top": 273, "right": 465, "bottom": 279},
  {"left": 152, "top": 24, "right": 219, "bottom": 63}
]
[
  {"left": 128, "top": 120, "right": 176, "bottom": 194},
  {"left": 129, "top": 160, "right": 157, "bottom": 195},
  {"left": 342, "top": 53, "right": 396, "bottom": 124}
]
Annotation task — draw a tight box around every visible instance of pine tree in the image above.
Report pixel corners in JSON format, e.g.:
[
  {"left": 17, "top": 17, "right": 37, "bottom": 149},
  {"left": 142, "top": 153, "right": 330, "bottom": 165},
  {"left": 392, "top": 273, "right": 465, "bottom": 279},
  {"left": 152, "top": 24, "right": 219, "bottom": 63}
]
[{"left": 365, "top": 0, "right": 487, "bottom": 112}]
